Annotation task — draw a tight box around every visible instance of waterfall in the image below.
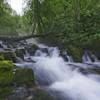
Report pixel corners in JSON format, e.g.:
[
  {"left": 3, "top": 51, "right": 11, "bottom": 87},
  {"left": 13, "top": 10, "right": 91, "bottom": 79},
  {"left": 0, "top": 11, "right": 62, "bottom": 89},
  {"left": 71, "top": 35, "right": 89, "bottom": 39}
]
[
  {"left": 24, "top": 50, "right": 32, "bottom": 62},
  {"left": 91, "top": 54, "right": 99, "bottom": 62},
  {"left": 82, "top": 51, "right": 99, "bottom": 64},
  {"left": 25, "top": 50, "right": 30, "bottom": 57},
  {"left": 62, "top": 51, "right": 74, "bottom": 62},
  {"left": 31, "top": 46, "right": 100, "bottom": 100},
  {"left": 82, "top": 51, "right": 92, "bottom": 63},
  {"left": 16, "top": 57, "right": 24, "bottom": 63},
  {"left": 14, "top": 43, "right": 100, "bottom": 100},
  {"left": 34, "top": 50, "right": 47, "bottom": 57}
]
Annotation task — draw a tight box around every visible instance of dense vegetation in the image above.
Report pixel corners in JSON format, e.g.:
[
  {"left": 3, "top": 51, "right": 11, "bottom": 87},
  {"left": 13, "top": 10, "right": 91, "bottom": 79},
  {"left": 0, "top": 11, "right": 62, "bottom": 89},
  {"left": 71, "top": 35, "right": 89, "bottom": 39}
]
[
  {"left": 0, "top": 0, "right": 100, "bottom": 59},
  {"left": 21, "top": 0, "right": 100, "bottom": 48},
  {"left": 0, "top": 0, "right": 100, "bottom": 99},
  {"left": 0, "top": 0, "right": 100, "bottom": 41},
  {"left": 0, "top": 0, "right": 27, "bottom": 36}
]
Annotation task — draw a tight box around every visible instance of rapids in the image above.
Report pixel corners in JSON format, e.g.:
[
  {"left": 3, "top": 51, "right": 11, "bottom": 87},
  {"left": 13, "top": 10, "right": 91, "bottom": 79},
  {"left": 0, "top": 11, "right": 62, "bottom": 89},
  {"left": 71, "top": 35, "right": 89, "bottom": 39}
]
[{"left": 15, "top": 44, "right": 100, "bottom": 100}]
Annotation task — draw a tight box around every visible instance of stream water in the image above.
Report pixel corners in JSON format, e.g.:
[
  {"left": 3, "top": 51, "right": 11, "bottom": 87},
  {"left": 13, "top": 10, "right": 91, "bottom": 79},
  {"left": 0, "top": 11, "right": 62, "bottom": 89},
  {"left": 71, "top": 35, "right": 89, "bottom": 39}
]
[{"left": 14, "top": 44, "right": 100, "bottom": 100}]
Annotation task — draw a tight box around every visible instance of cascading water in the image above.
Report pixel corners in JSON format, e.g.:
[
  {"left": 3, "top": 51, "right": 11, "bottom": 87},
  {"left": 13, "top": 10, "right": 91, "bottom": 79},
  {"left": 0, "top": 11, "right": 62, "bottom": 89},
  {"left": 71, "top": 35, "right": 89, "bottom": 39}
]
[
  {"left": 35, "top": 50, "right": 47, "bottom": 57},
  {"left": 82, "top": 51, "right": 92, "bottom": 63},
  {"left": 62, "top": 51, "right": 73, "bottom": 62},
  {"left": 91, "top": 54, "right": 99, "bottom": 62},
  {"left": 16, "top": 56, "right": 24, "bottom": 63},
  {"left": 14, "top": 43, "right": 100, "bottom": 100},
  {"left": 31, "top": 46, "right": 100, "bottom": 100}
]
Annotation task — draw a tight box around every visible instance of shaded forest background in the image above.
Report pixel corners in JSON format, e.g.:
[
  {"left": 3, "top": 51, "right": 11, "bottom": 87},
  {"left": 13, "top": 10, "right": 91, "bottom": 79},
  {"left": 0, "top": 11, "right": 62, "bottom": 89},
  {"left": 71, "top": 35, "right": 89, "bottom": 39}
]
[{"left": 0, "top": 0, "right": 100, "bottom": 47}]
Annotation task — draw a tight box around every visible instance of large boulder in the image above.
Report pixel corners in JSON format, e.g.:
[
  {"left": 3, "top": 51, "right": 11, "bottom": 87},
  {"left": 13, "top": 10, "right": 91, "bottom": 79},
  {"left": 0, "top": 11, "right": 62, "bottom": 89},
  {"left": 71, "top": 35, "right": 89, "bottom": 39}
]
[
  {"left": 68, "top": 46, "right": 84, "bottom": 62},
  {"left": 0, "top": 61, "right": 14, "bottom": 99},
  {"left": 26, "top": 44, "right": 39, "bottom": 55},
  {"left": 0, "top": 61, "right": 14, "bottom": 86},
  {"left": 15, "top": 48, "right": 25, "bottom": 59},
  {"left": 7, "top": 86, "right": 32, "bottom": 100},
  {"left": 34, "top": 89, "right": 56, "bottom": 100},
  {"left": 14, "top": 68, "right": 35, "bottom": 86},
  {"left": 7, "top": 87, "right": 55, "bottom": 100}
]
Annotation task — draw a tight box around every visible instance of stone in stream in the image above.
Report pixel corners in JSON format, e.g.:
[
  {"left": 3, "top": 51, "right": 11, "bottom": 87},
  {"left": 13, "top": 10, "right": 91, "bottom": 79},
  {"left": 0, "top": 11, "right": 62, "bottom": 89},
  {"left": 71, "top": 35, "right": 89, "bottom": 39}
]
[
  {"left": 15, "top": 48, "right": 26, "bottom": 60},
  {"left": 0, "top": 60, "right": 36, "bottom": 99},
  {"left": 26, "top": 44, "right": 39, "bottom": 56},
  {"left": 14, "top": 68, "right": 35, "bottom": 86},
  {"left": 0, "top": 51, "right": 17, "bottom": 62},
  {"left": 7, "top": 87, "right": 56, "bottom": 100}
]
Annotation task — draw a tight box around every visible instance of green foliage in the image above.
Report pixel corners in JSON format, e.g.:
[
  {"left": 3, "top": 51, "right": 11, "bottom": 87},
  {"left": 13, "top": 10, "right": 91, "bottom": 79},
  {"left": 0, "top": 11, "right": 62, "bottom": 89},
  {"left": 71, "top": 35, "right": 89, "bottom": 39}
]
[
  {"left": 0, "top": 61, "right": 14, "bottom": 86},
  {"left": 23, "top": 0, "right": 100, "bottom": 46},
  {"left": 0, "top": 60, "right": 35, "bottom": 99},
  {"left": 68, "top": 46, "right": 84, "bottom": 62},
  {"left": 0, "top": 55, "right": 5, "bottom": 60},
  {"left": 0, "top": 87, "right": 13, "bottom": 99},
  {"left": 0, "top": 0, "right": 27, "bottom": 36},
  {"left": 0, "top": 51, "right": 17, "bottom": 62},
  {"left": 0, "top": 60, "right": 14, "bottom": 99},
  {"left": 14, "top": 68, "right": 35, "bottom": 86}
]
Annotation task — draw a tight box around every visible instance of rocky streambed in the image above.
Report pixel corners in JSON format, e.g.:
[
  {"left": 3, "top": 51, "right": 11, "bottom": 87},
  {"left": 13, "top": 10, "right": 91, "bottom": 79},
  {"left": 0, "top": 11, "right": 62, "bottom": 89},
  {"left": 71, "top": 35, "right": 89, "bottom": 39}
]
[
  {"left": 0, "top": 40, "right": 56, "bottom": 100},
  {"left": 0, "top": 40, "right": 100, "bottom": 100}
]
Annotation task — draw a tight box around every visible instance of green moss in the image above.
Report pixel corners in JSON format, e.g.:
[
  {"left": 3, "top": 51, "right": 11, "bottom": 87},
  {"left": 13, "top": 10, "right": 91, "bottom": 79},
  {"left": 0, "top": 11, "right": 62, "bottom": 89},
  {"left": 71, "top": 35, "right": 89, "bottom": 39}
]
[
  {"left": 0, "top": 51, "right": 17, "bottom": 62},
  {"left": 0, "top": 87, "right": 13, "bottom": 99},
  {"left": 0, "top": 71, "right": 14, "bottom": 86},
  {"left": 14, "top": 68, "right": 35, "bottom": 86},
  {"left": 0, "top": 61, "right": 14, "bottom": 99},
  {"left": 15, "top": 49, "right": 25, "bottom": 59},
  {"left": 79, "top": 35, "right": 100, "bottom": 60},
  {"left": 68, "top": 46, "right": 83, "bottom": 62},
  {"left": 34, "top": 89, "right": 55, "bottom": 100},
  {"left": 0, "top": 55, "right": 4, "bottom": 60},
  {"left": 32, "top": 44, "right": 39, "bottom": 50},
  {"left": 0, "top": 61, "right": 14, "bottom": 86},
  {"left": 0, "top": 61, "right": 14, "bottom": 69},
  {"left": 26, "top": 44, "right": 39, "bottom": 55}
]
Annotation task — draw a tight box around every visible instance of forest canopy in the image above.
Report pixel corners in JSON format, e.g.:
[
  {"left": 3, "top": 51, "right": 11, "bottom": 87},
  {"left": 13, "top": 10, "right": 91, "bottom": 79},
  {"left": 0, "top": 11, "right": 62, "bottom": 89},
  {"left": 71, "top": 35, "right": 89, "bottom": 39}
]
[{"left": 0, "top": 0, "right": 100, "bottom": 45}]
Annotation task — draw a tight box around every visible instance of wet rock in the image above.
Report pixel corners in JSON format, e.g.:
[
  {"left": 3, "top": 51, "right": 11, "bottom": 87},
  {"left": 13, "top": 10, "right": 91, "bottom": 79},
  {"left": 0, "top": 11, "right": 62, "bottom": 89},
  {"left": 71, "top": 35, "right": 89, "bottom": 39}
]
[
  {"left": 0, "top": 87, "right": 13, "bottom": 99},
  {"left": 15, "top": 48, "right": 25, "bottom": 59},
  {"left": 7, "top": 86, "right": 34, "bottom": 100},
  {"left": 0, "top": 51, "right": 17, "bottom": 62},
  {"left": 0, "top": 61, "right": 14, "bottom": 86},
  {"left": 68, "top": 46, "right": 84, "bottom": 62},
  {"left": 26, "top": 44, "right": 39, "bottom": 55},
  {"left": 0, "top": 61, "right": 15, "bottom": 99},
  {"left": 34, "top": 89, "right": 56, "bottom": 100},
  {"left": 14, "top": 68, "right": 35, "bottom": 86},
  {"left": 7, "top": 87, "right": 55, "bottom": 100}
]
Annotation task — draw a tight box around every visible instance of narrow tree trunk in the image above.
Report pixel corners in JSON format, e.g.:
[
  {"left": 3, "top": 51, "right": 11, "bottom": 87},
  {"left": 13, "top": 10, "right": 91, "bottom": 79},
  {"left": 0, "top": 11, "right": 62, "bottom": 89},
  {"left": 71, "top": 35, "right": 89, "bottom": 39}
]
[{"left": 73, "top": 0, "right": 80, "bottom": 33}]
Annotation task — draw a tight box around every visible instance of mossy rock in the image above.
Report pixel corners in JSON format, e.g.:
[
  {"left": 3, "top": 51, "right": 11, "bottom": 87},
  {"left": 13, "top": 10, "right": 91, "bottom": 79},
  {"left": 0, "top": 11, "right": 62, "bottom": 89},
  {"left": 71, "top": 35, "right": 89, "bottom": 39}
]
[
  {"left": 14, "top": 68, "right": 35, "bottom": 86},
  {"left": 0, "top": 61, "right": 14, "bottom": 86},
  {"left": 68, "top": 46, "right": 84, "bottom": 62},
  {"left": 0, "top": 51, "right": 17, "bottom": 62},
  {"left": 79, "top": 66, "right": 100, "bottom": 75},
  {"left": 86, "top": 67, "right": 100, "bottom": 74},
  {"left": 0, "top": 87, "right": 13, "bottom": 99},
  {"left": 27, "top": 44, "right": 39, "bottom": 55},
  {"left": 34, "top": 89, "right": 55, "bottom": 100},
  {"left": 32, "top": 44, "right": 39, "bottom": 49},
  {"left": 0, "top": 60, "right": 14, "bottom": 69},
  {"left": 15, "top": 48, "right": 25, "bottom": 59},
  {"left": 0, "top": 55, "right": 4, "bottom": 61},
  {"left": 79, "top": 35, "right": 100, "bottom": 60},
  {"left": 0, "top": 61, "right": 14, "bottom": 99}
]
